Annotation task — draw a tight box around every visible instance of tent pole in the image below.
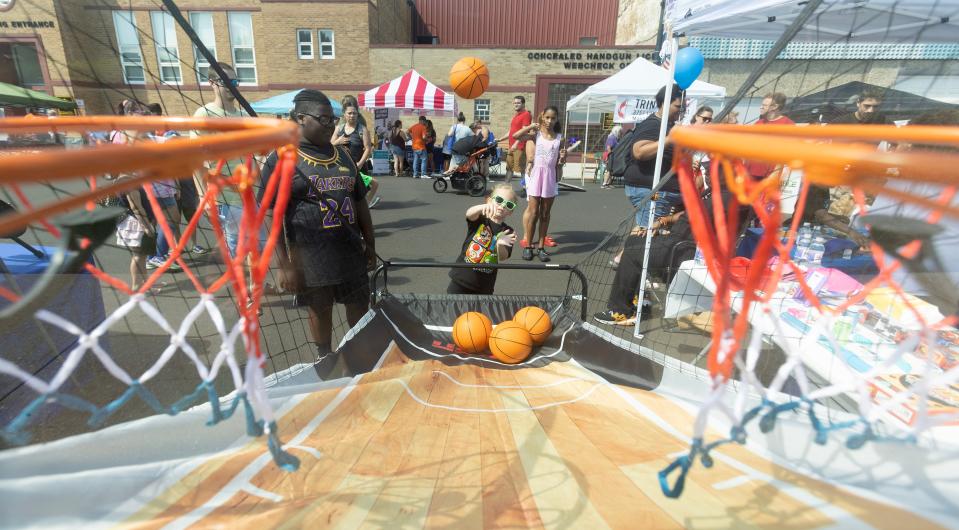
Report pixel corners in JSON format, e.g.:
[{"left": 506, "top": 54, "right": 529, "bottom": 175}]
[
  {"left": 562, "top": 111, "right": 570, "bottom": 183},
  {"left": 714, "top": 0, "right": 823, "bottom": 122},
  {"left": 633, "top": 31, "right": 678, "bottom": 339},
  {"left": 581, "top": 100, "right": 591, "bottom": 186}
]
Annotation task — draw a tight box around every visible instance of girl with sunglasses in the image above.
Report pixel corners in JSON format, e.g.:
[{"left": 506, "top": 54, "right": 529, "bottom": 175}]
[{"left": 448, "top": 184, "right": 518, "bottom": 295}]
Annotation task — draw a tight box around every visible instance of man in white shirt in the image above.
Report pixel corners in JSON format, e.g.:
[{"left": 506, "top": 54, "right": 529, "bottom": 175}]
[{"left": 190, "top": 62, "right": 247, "bottom": 256}]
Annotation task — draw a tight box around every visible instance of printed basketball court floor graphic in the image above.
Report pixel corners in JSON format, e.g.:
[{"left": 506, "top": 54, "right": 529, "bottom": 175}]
[{"left": 1, "top": 299, "right": 957, "bottom": 529}]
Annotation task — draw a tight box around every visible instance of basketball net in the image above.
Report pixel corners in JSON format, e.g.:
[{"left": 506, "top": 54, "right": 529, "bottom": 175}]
[
  {"left": 0, "top": 138, "right": 301, "bottom": 470},
  {"left": 659, "top": 125, "right": 959, "bottom": 497}
]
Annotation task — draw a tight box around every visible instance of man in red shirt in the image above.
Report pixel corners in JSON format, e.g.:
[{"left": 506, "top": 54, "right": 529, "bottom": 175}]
[
  {"left": 506, "top": 95, "right": 532, "bottom": 184},
  {"left": 747, "top": 92, "right": 795, "bottom": 179}
]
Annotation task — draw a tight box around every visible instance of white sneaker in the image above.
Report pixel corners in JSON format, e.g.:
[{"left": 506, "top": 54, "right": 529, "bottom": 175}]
[{"left": 368, "top": 196, "right": 381, "bottom": 209}]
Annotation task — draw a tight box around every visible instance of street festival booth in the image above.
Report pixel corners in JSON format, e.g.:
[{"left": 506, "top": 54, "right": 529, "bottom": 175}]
[
  {"left": 640, "top": 0, "right": 959, "bottom": 506},
  {"left": 250, "top": 89, "right": 343, "bottom": 118},
  {"left": 564, "top": 57, "right": 726, "bottom": 184},
  {"left": 358, "top": 70, "right": 457, "bottom": 175}
]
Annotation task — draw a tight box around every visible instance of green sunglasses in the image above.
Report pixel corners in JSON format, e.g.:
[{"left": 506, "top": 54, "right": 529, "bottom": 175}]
[{"left": 492, "top": 195, "right": 517, "bottom": 210}]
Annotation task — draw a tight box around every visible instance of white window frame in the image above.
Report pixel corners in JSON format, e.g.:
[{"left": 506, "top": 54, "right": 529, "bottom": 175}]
[
  {"left": 318, "top": 29, "right": 335, "bottom": 59},
  {"left": 297, "top": 29, "right": 313, "bottom": 59},
  {"left": 228, "top": 12, "right": 257, "bottom": 85},
  {"left": 474, "top": 98, "right": 491, "bottom": 123},
  {"left": 189, "top": 11, "right": 216, "bottom": 83},
  {"left": 150, "top": 11, "right": 182, "bottom": 84},
  {"left": 112, "top": 11, "right": 145, "bottom": 85}
]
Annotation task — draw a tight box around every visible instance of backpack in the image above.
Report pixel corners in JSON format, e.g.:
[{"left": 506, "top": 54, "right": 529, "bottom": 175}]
[{"left": 608, "top": 127, "right": 640, "bottom": 179}]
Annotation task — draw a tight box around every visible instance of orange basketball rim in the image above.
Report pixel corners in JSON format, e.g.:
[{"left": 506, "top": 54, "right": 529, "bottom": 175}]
[{"left": 670, "top": 123, "right": 959, "bottom": 382}]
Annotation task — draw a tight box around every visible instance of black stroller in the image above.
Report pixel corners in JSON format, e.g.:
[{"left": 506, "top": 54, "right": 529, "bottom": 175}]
[{"left": 432, "top": 135, "right": 492, "bottom": 197}]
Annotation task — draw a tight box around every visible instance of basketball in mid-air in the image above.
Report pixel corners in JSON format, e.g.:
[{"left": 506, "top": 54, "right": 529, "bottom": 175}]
[
  {"left": 489, "top": 321, "right": 533, "bottom": 364},
  {"left": 452, "top": 312, "right": 493, "bottom": 354},
  {"left": 513, "top": 306, "right": 552, "bottom": 345},
  {"left": 450, "top": 57, "right": 489, "bottom": 99}
]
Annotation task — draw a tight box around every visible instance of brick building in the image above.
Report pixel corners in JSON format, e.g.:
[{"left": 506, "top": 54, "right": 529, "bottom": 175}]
[{"left": 0, "top": 0, "right": 659, "bottom": 150}]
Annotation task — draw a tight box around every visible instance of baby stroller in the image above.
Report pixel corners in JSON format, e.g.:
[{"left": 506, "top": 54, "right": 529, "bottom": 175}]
[{"left": 432, "top": 137, "right": 491, "bottom": 197}]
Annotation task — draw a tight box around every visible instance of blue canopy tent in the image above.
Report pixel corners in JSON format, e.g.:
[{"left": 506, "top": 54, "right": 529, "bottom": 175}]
[{"left": 250, "top": 89, "right": 343, "bottom": 117}]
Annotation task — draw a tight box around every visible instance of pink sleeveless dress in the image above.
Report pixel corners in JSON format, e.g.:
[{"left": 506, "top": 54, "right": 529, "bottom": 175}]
[{"left": 526, "top": 132, "right": 561, "bottom": 198}]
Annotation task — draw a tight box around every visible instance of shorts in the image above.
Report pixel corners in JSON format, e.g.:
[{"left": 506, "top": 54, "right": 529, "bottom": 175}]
[
  {"left": 296, "top": 274, "right": 370, "bottom": 309},
  {"left": 155, "top": 195, "right": 177, "bottom": 208},
  {"left": 389, "top": 145, "right": 405, "bottom": 158},
  {"left": 626, "top": 186, "right": 682, "bottom": 227},
  {"left": 506, "top": 148, "right": 526, "bottom": 173}
]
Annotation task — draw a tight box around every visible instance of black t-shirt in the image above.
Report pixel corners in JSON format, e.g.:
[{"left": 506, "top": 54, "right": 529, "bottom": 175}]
[
  {"left": 831, "top": 112, "right": 889, "bottom": 125},
  {"left": 259, "top": 142, "right": 369, "bottom": 287},
  {"left": 448, "top": 215, "right": 513, "bottom": 294},
  {"left": 623, "top": 114, "right": 679, "bottom": 192}
]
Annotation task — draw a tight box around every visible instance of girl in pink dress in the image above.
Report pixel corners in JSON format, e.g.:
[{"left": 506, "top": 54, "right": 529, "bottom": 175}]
[{"left": 516, "top": 106, "right": 566, "bottom": 262}]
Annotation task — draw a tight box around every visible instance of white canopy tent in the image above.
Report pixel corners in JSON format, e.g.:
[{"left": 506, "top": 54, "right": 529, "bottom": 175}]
[
  {"left": 665, "top": 0, "right": 959, "bottom": 42},
  {"left": 563, "top": 57, "right": 726, "bottom": 185},
  {"left": 565, "top": 57, "right": 726, "bottom": 114}
]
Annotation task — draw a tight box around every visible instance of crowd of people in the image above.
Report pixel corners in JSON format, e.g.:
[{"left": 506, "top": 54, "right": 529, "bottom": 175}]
[
  {"left": 98, "top": 59, "right": 954, "bottom": 341},
  {"left": 592, "top": 84, "right": 957, "bottom": 326}
]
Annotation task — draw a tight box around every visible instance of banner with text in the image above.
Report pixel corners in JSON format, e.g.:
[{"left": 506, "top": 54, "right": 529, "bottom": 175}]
[{"left": 614, "top": 96, "right": 658, "bottom": 123}]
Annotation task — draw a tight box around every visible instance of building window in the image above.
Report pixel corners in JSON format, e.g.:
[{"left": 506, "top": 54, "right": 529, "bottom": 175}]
[
  {"left": 474, "top": 98, "right": 490, "bottom": 123},
  {"left": 112, "top": 11, "right": 145, "bottom": 84},
  {"left": 0, "top": 42, "right": 44, "bottom": 87},
  {"left": 318, "top": 29, "right": 334, "bottom": 59},
  {"left": 189, "top": 12, "right": 216, "bottom": 83},
  {"left": 297, "top": 29, "right": 313, "bottom": 59},
  {"left": 150, "top": 11, "right": 182, "bottom": 84},
  {"left": 228, "top": 12, "right": 257, "bottom": 84},
  {"left": 579, "top": 37, "right": 598, "bottom": 46}
]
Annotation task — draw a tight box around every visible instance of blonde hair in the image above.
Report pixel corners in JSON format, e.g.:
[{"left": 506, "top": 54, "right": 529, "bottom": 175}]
[{"left": 488, "top": 183, "right": 516, "bottom": 199}]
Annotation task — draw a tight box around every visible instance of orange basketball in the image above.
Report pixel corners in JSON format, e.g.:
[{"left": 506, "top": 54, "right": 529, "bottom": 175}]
[
  {"left": 513, "top": 306, "right": 552, "bottom": 345},
  {"left": 452, "top": 312, "right": 493, "bottom": 354},
  {"left": 488, "top": 321, "right": 533, "bottom": 364},
  {"left": 449, "top": 57, "right": 489, "bottom": 99}
]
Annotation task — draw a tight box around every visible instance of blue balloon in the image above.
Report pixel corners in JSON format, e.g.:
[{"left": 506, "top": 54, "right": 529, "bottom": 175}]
[{"left": 674, "top": 47, "right": 705, "bottom": 90}]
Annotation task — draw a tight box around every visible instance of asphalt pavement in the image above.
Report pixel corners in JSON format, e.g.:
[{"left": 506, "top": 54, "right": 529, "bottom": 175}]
[{"left": 368, "top": 173, "right": 634, "bottom": 297}]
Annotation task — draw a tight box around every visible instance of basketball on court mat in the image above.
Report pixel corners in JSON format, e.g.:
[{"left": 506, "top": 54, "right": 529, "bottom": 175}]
[
  {"left": 513, "top": 306, "right": 552, "bottom": 345},
  {"left": 489, "top": 322, "right": 533, "bottom": 364},
  {"left": 449, "top": 57, "right": 489, "bottom": 99},
  {"left": 452, "top": 312, "right": 492, "bottom": 354}
]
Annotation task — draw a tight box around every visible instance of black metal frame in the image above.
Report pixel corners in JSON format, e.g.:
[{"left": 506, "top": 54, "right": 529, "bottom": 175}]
[{"left": 371, "top": 260, "right": 589, "bottom": 321}]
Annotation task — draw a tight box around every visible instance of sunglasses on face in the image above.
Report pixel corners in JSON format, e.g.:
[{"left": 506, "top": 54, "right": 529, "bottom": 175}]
[
  {"left": 213, "top": 78, "right": 239, "bottom": 88},
  {"left": 492, "top": 195, "right": 516, "bottom": 210},
  {"left": 300, "top": 113, "right": 339, "bottom": 126}
]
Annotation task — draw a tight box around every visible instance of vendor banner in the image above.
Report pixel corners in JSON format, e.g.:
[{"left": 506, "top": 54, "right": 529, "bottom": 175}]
[{"left": 614, "top": 96, "right": 658, "bottom": 123}]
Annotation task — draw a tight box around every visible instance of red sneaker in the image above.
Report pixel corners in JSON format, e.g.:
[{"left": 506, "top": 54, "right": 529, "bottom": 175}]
[{"left": 544, "top": 236, "right": 557, "bottom": 247}]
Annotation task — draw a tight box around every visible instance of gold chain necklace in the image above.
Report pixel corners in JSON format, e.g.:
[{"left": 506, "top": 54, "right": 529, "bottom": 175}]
[{"left": 298, "top": 147, "right": 339, "bottom": 168}]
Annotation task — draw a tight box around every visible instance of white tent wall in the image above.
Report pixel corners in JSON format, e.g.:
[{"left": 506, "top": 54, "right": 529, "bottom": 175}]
[
  {"left": 666, "top": 0, "right": 959, "bottom": 42},
  {"left": 565, "top": 57, "right": 727, "bottom": 114}
]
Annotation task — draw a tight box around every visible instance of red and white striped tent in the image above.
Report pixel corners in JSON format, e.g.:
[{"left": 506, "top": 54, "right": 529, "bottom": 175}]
[{"left": 358, "top": 69, "right": 456, "bottom": 113}]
